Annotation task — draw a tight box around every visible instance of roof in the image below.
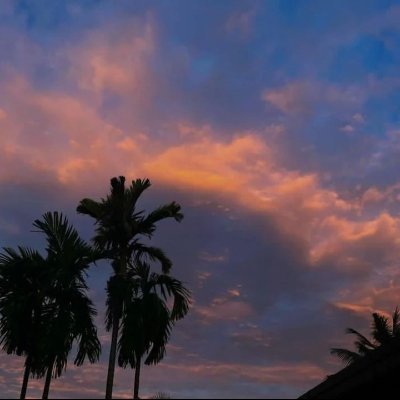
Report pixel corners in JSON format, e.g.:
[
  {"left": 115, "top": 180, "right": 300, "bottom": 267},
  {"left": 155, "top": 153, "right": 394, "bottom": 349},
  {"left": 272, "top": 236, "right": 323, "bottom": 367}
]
[{"left": 299, "top": 339, "right": 400, "bottom": 399}]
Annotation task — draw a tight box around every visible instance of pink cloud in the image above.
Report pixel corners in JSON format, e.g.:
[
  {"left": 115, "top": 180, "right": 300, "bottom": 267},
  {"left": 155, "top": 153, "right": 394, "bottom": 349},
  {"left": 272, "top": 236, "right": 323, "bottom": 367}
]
[
  {"left": 352, "top": 113, "right": 365, "bottom": 123},
  {"left": 198, "top": 251, "right": 228, "bottom": 263},
  {"left": 195, "top": 298, "right": 255, "bottom": 323},
  {"left": 225, "top": 6, "right": 258, "bottom": 38},
  {"left": 230, "top": 326, "right": 272, "bottom": 349},
  {"left": 154, "top": 360, "right": 325, "bottom": 386},
  {"left": 0, "top": 350, "right": 325, "bottom": 398},
  {"left": 331, "top": 277, "right": 400, "bottom": 322},
  {"left": 262, "top": 82, "right": 316, "bottom": 114},
  {"left": 361, "top": 186, "right": 386, "bottom": 204},
  {"left": 262, "top": 81, "right": 365, "bottom": 115},
  {"left": 310, "top": 213, "right": 400, "bottom": 271},
  {"left": 68, "top": 17, "right": 156, "bottom": 97},
  {"left": 333, "top": 302, "right": 387, "bottom": 318},
  {"left": 341, "top": 124, "right": 355, "bottom": 133}
]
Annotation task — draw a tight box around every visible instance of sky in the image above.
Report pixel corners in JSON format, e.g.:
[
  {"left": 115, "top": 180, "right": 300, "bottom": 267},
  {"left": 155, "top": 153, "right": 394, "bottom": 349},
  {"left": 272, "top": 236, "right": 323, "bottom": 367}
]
[{"left": 1, "top": 0, "right": 400, "bottom": 398}]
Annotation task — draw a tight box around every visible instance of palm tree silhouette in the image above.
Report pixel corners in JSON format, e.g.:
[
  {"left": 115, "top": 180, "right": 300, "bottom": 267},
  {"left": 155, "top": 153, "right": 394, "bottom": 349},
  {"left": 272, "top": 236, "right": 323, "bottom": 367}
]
[
  {"left": 0, "top": 246, "right": 48, "bottom": 399},
  {"left": 77, "top": 176, "right": 183, "bottom": 399},
  {"left": 331, "top": 307, "right": 400, "bottom": 365},
  {"left": 32, "top": 212, "right": 101, "bottom": 399},
  {"left": 0, "top": 212, "right": 100, "bottom": 399},
  {"left": 118, "top": 261, "right": 190, "bottom": 399}
]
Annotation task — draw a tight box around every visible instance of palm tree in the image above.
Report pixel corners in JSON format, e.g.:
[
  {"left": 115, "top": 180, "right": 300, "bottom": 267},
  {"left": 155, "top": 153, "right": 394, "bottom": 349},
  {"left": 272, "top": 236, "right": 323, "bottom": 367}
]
[
  {"left": 0, "top": 212, "right": 101, "bottom": 399},
  {"left": 118, "top": 262, "right": 190, "bottom": 399},
  {"left": 331, "top": 307, "right": 400, "bottom": 365},
  {"left": 77, "top": 176, "right": 183, "bottom": 399},
  {"left": 32, "top": 212, "right": 101, "bottom": 399},
  {"left": 0, "top": 247, "right": 49, "bottom": 399}
]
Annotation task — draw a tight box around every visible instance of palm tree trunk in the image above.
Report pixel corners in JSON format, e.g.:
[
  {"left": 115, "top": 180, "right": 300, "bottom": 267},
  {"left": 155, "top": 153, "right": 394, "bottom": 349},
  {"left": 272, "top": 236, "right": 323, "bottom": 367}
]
[
  {"left": 20, "top": 356, "right": 31, "bottom": 400},
  {"left": 42, "top": 363, "right": 53, "bottom": 400},
  {"left": 133, "top": 357, "right": 141, "bottom": 400},
  {"left": 106, "top": 251, "right": 128, "bottom": 399},
  {"left": 105, "top": 312, "right": 120, "bottom": 399}
]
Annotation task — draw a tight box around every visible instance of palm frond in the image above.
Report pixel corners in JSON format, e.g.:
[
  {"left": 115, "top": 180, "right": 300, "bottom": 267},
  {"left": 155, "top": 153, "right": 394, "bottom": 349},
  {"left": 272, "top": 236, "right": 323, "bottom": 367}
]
[
  {"left": 33, "top": 212, "right": 99, "bottom": 271},
  {"left": 143, "top": 295, "right": 171, "bottom": 365},
  {"left": 126, "top": 179, "right": 151, "bottom": 213},
  {"left": 330, "top": 348, "right": 362, "bottom": 365},
  {"left": 392, "top": 307, "right": 400, "bottom": 337},
  {"left": 77, "top": 198, "right": 104, "bottom": 219},
  {"left": 138, "top": 203, "right": 183, "bottom": 238},
  {"left": 132, "top": 243, "right": 173, "bottom": 274},
  {"left": 332, "top": 307, "right": 400, "bottom": 367},
  {"left": 372, "top": 312, "right": 392, "bottom": 345},
  {"left": 72, "top": 291, "right": 101, "bottom": 366},
  {"left": 150, "top": 274, "right": 191, "bottom": 321},
  {"left": 345, "top": 328, "right": 376, "bottom": 350},
  {"left": 118, "top": 298, "right": 145, "bottom": 368}
]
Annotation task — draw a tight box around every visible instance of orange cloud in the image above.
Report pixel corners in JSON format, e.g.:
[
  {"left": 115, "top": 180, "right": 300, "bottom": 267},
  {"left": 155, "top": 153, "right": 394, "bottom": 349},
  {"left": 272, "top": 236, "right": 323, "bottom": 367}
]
[
  {"left": 141, "top": 126, "right": 358, "bottom": 243},
  {"left": 333, "top": 302, "right": 383, "bottom": 317},
  {"left": 116, "top": 137, "right": 137, "bottom": 151},
  {"left": 143, "top": 133, "right": 270, "bottom": 193},
  {"left": 227, "top": 288, "right": 241, "bottom": 297}
]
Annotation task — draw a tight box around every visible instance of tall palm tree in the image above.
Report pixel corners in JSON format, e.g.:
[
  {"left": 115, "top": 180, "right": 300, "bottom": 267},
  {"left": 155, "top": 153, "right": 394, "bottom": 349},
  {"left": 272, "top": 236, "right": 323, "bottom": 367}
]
[
  {"left": 0, "top": 247, "right": 49, "bottom": 399},
  {"left": 331, "top": 307, "right": 400, "bottom": 365},
  {"left": 77, "top": 176, "right": 183, "bottom": 399},
  {"left": 32, "top": 212, "right": 101, "bottom": 399},
  {"left": 0, "top": 212, "right": 101, "bottom": 399},
  {"left": 118, "top": 262, "right": 190, "bottom": 399}
]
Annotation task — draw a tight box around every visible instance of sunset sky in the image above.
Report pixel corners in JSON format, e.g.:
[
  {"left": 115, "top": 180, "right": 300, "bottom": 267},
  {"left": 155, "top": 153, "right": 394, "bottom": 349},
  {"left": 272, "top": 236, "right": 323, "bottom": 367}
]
[{"left": 1, "top": 0, "right": 400, "bottom": 398}]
